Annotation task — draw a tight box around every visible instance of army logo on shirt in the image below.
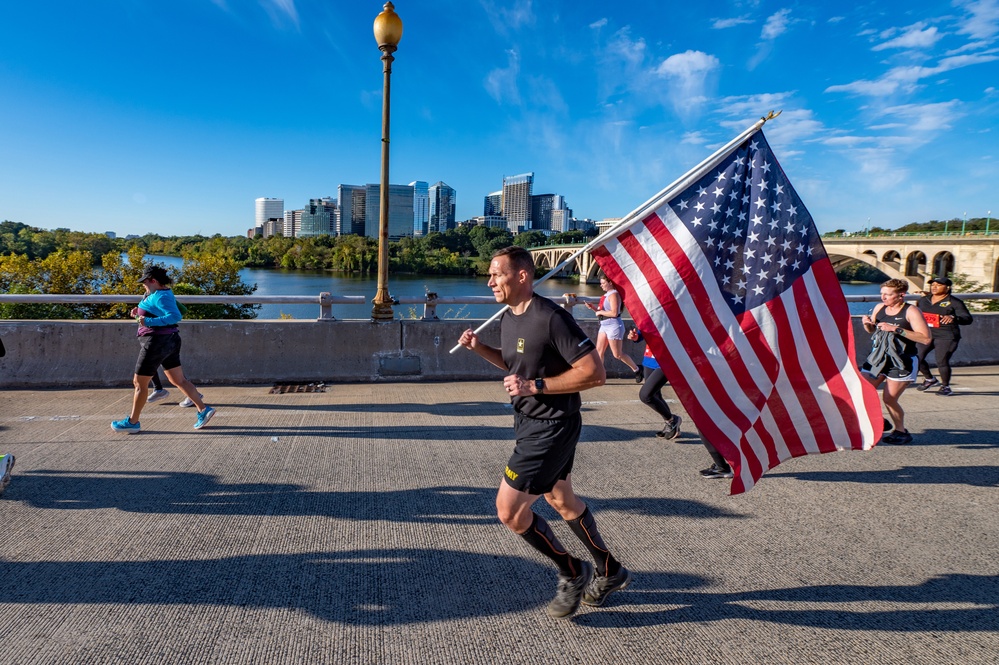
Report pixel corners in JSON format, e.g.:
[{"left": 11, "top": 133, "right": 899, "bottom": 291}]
[{"left": 517, "top": 338, "right": 525, "bottom": 353}]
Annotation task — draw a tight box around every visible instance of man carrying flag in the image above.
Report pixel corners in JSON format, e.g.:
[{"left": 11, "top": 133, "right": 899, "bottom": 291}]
[
  {"left": 458, "top": 246, "right": 633, "bottom": 618},
  {"left": 590, "top": 122, "right": 882, "bottom": 494}
]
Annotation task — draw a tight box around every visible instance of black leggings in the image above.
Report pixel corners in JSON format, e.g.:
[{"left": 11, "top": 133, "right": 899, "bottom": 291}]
[
  {"left": 149, "top": 370, "right": 164, "bottom": 391},
  {"left": 917, "top": 337, "right": 960, "bottom": 385},
  {"left": 639, "top": 367, "right": 673, "bottom": 420}
]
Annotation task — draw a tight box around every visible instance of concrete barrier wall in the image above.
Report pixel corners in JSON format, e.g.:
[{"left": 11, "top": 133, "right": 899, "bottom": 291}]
[{"left": 1, "top": 314, "right": 996, "bottom": 388}]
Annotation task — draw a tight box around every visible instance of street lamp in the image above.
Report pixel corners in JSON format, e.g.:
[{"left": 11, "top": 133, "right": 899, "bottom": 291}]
[
  {"left": 962, "top": 211, "right": 967, "bottom": 235},
  {"left": 987, "top": 210, "right": 992, "bottom": 236},
  {"left": 371, "top": 2, "right": 403, "bottom": 322}
]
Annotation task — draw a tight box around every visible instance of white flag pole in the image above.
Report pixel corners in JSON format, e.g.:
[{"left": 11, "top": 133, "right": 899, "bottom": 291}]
[{"left": 449, "top": 112, "right": 779, "bottom": 354}]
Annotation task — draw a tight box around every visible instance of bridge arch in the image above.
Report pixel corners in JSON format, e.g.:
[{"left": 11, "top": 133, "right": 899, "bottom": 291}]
[
  {"left": 931, "top": 251, "right": 955, "bottom": 278},
  {"left": 905, "top": 251, "right": 927, "bottom": 279},
  {"left": 882, "top": 250, "right": 901, "bottom": 268}
]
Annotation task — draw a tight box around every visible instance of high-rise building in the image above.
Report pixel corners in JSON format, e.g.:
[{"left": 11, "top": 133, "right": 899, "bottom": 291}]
[
  {"left": 263, "top": 217, "right": 284, "bottom": 238},
  {"left": 502, "top": 173, "right": 533, "bottom": 233},
  {"left": 410, "top": 181, "right": 429, "bottom": 237},
  {"left": 299, "top": 198, "right": 337, "bottom": 237},
  {"left": 337, "top": 185, "right": 367, "bottom": 235},
  {"left": 550, "top": 207, "right": 575, "bottom": 233},
  {"left": 483, "top": 191, "right": 502, "bottom": 217},
  {"left": 531, "top": 194, "right": 570, "bottom": 232},
  {"left": 428, "top": 181, "right": 456, "bottom": 233},
  {"left": 255, "top": 198, "right": 284, "bottom": 229},
  {"left": 283, "top": 209, "right": 303, "bottom": 238},
  {"left": 364, "top": 183, "right": 415, "bottom": 241}
]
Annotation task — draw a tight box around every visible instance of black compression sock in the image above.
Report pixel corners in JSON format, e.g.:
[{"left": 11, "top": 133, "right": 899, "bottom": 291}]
[
  {"left": 566, "top": 507, "right": 620, "bottom": 577},
  {"left": 518, "top": 513, "right": 582, "bottom": 577}
]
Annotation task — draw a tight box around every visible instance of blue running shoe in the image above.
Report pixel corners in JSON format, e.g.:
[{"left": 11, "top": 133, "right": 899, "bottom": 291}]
[
  {"left": 194, "top": 406, "right": 216, "bottom": 430},
  {"left": 111, "top": 417, "right": 141, "bottom": 434}
]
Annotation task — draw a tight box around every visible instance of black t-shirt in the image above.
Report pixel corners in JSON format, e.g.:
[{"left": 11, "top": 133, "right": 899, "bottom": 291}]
[
  {"left": 500, "top": 293, "right": 596, "bottom": 420},
  {"left": 916, "top": 294, "right": 972, "bottom": 339}
]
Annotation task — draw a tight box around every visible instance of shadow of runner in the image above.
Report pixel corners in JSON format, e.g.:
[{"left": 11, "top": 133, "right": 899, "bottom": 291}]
[
  {"left": 0, "top": 549, "right": 552, "bottom": 623},
  {"left": 3, "top": 552, "right": 994, "bottom": 631},
  {"left": 766, "top": 465, "right": 999, "bottom": 488},
  {"left": 11, "top": 474, "right": 743, "bottom": 520},
  {"left": 574, "top": 572, "right": 999, "bottom": 632}
]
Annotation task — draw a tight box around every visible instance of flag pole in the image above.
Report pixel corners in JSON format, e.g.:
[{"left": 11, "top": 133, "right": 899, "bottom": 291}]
[{"left": 449, "top": 111, "right": 781, "bottom": 354}]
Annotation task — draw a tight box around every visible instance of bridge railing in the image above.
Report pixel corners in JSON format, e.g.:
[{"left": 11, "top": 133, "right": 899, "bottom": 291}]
[{"left": 2, "top": 292, "right": 998, "bottom": 320}]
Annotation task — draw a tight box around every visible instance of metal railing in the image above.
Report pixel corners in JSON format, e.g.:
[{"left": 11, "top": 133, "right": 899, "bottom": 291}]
[{"left": 2, "top": 292, "right": 998, "bottom": 321}]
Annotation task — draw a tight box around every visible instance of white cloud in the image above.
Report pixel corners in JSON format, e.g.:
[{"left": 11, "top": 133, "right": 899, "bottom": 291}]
[
  {"left": 655, "top": 50, "right": 720, "bottom": 79},
  {"left": 761, "top": 9, "right": 792, "bottom": 40},
  {"left": 955, "top": 0, "right": 999, "bottom": 41},
  {"left": 481, "top": 0, "right": 535, "bottom": 34},
  {"left": 681, "top": 131, "right": 708, "bottom": 144},
  {"left": 881, "top": 100, "right": 963, "bottom": 134},
  {"left": 712, "top": 16, "right": 754, "bottom": 29},
  {"left": 590, "top": 18, "right": 608, "bottom": 29},
  {"left": 872, "top": 23, "right": 942, "bottom": 51},
  {"left": 484, "top": 50, "right": 522, "bottom": 106},
  {"left": 718, "top": 91, "right": 795, "bottom": 120},
  {"left": 262, "top": 0, "right": 299, "bottom": 28},
  {"left": 654, "top": 50, "right": 720, "bottom": 115},
  {"left": 825, "top": 51, "right": 999, "bottom": 97}
]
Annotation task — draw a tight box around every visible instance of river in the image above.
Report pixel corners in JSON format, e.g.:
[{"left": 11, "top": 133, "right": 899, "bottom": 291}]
[{"left": 148, "top": 255, "right": 881, "bottom": 320}]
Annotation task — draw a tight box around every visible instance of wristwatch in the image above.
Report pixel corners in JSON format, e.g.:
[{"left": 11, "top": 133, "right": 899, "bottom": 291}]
[{"left": 534, "top": 378, "right": 545, "bottom": 394}]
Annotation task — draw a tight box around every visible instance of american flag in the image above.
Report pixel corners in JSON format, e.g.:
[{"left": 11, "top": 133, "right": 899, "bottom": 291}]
[{"left": 592, "top": 128, "right": 883, "bottom": 494}]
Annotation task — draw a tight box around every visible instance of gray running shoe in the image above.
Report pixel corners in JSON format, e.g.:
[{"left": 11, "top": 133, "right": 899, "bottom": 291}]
[
  {"left": 179, "top": 392, "right": 203, "bottom": 408},
  {"left": 547, "top": 560, "right": 593, "bottom": 618},
  {"left": 582, "top": 566, "right": 632, "bottom": 607},
  {"left": 147, "top": 389, "right": 170, "bottom": 403},
  {"left": 656, "top": 414, "right": 682, "bottom": 440}
]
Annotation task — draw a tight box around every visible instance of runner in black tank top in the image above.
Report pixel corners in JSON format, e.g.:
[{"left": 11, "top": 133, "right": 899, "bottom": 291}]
[{"left": 860, "top": 279, "right": 931, "bottom": 445}]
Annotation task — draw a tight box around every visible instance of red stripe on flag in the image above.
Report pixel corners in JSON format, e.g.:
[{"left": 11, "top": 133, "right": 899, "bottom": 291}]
[
  {"left": 793, "top": 264, "right": 870, "bottom": 451},
  {"left": 642, "top": 217, "right": 773, "bottom": 407},
  {"left": 592, "top": 235, "right": 745, "bottom": 471},
  {"left": 810, "top": 259, "right": 884, "bottom": 446}
]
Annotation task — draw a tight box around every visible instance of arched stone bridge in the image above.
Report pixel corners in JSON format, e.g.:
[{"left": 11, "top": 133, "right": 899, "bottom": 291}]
[{"left": 529, "top": 236, "right": 999, "bottom": 290}]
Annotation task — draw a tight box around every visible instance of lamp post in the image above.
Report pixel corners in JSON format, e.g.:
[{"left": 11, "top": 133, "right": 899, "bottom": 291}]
[
  {"left": 371, "top": 2, "right": 403, "bottom": 322},
  {"left": 962, "top": 211, "right": 967, "bottom": 235},
  {"left": 987, "top": 210, "right": 992, "bottom": 236}
]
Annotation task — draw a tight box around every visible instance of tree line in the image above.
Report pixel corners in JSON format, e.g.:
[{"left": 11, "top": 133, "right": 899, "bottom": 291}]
[{"left": 0, "top": 220, "right": 596, "bottom": 320}]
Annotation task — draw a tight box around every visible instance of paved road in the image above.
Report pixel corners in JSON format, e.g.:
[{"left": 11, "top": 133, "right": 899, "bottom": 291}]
[{"left": 1, "top": 368, "right": 997, "bottom": 664}]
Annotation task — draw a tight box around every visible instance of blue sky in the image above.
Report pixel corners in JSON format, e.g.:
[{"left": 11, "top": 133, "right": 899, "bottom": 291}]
[{"left": 2, "top": 1, "right": 997, "bottom": 238}]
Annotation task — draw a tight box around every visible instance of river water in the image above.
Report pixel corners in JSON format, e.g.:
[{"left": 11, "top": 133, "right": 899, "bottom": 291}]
[{"left": 149, "top": 255, "right": 881, "bottom": 320}]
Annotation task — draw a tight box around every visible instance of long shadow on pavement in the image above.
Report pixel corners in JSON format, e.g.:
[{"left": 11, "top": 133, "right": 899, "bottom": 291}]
[
  {"left": 2, "top": 550, "right": 993, "bottom": 631},
  {"left": 10, "top": 474, "right": 744, "bottom": 520},
  {"left": 575, "top": 571, "right": 999, "bottom": 632},
  {"left": 766, "top": 465, "right": 999, "bottom": 488}
]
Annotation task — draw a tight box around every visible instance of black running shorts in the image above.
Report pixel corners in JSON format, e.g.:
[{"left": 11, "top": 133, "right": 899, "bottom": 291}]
[
  {"left": 503, "top": 412, "right": 582, "bottom": 495},
  {"left": 135, "top": 333, "right": 182, "bottom": 376}
]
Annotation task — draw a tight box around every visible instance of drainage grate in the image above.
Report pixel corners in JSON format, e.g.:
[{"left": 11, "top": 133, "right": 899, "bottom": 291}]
[{"left": 269, "top": 382, "right": 327, "bottom": 394}]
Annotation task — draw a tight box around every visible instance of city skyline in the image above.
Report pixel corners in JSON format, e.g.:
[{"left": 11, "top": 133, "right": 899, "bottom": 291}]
[{"left": 2, "top": 2, "right": 996, "bottom": 238}]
